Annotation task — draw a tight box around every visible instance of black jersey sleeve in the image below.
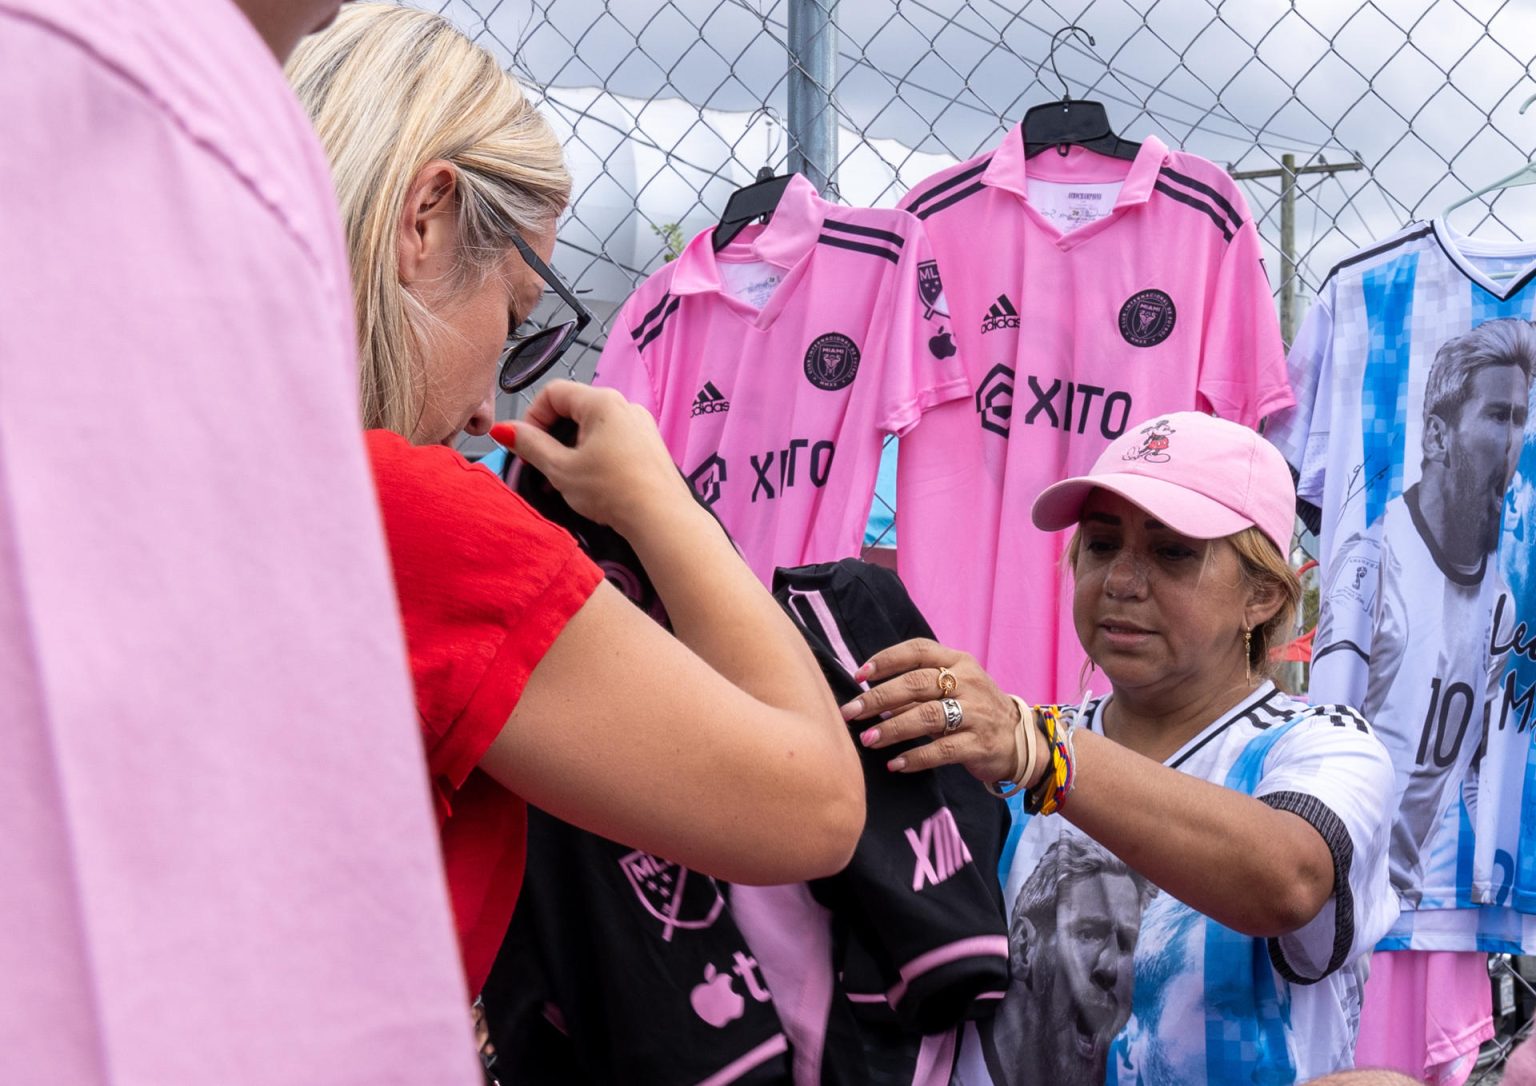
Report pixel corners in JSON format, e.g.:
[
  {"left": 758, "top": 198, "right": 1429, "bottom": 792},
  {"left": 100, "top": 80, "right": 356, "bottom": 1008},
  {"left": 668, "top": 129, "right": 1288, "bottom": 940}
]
[{"left": 774, "top": 559, "right": 1011, "bottom": 1036}]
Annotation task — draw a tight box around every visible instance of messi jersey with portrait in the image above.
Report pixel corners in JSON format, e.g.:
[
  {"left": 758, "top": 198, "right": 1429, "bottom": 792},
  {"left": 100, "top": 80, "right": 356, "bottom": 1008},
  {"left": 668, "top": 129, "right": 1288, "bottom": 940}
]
[
  {"left": 953, "top": 685, "right": 1396, "bottom": 1086},
  {"left": 1267, "top": 219, "right": 1536, "bottom": 952}
]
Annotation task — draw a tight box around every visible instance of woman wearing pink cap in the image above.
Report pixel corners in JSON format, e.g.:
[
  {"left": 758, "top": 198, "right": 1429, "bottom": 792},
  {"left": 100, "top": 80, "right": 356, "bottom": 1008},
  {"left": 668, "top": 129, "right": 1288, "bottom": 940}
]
[{"left": 845, "top": 412, "right": 1397, "bottom": 1084}]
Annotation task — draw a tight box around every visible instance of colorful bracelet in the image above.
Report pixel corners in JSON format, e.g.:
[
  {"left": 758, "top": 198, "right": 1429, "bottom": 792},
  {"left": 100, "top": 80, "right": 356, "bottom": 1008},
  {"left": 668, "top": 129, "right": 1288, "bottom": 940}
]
[{"left": 1024, "top": 704, "right": 1077, "bottom": 816}]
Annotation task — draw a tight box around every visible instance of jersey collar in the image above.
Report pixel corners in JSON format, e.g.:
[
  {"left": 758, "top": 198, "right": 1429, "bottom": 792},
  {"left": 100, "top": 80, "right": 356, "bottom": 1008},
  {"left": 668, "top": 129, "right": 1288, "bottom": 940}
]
[
  {"left": 671, "top": 173, "right": 827, "bottom": 296},
  {"left": 982, "top": 121, "right": 1170, "bottom": 212}
]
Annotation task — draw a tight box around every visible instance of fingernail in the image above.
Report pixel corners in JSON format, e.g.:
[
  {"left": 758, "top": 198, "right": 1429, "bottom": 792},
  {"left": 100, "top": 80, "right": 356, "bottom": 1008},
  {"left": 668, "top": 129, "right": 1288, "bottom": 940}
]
[
  {"left": 490, "top": 422, "right": 516, "bottom": 449},
  {"left": 853, "top": 662, "right": 873, "bottom": 681},
  {"left": 859, "top": 727, "right": 879, "bottom": 746},
  {"left": 840, "top": 698, "right": 863, "bottom": 720},
  {"left": 887, "top": 756, "right": 907, "bottom": 772}
]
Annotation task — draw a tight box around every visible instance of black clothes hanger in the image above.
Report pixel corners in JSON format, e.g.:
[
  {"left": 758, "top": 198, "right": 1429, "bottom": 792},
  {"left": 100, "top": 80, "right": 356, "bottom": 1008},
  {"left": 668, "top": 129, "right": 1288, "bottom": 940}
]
[
  {"left": 1021, "top": 26, "right": 1140, "bottom": 161},
  {"left": 714, "top": 108, "right": 795, "bottom": 251},
  {"left": 713, "top": 168, "right": 794, "bottom": 251}
]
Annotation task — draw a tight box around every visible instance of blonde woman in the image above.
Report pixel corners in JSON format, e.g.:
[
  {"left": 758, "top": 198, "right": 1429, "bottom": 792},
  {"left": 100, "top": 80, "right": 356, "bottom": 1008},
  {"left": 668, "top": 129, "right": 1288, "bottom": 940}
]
[{"left": 287, "top": 4, "right": 863, "bottom": 996}]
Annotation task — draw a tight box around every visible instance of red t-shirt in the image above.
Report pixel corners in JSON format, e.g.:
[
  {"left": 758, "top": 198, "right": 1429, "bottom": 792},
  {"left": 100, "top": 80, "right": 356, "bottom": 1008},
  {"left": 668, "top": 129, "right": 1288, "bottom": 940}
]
[{"left": 366, "top": 430, "right": 602, "bottom": 994}]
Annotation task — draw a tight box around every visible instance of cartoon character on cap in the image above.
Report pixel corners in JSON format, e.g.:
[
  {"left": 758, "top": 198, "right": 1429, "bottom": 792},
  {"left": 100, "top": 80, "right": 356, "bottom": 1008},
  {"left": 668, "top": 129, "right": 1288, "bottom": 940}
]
[{"left": 1124, "top": 419, "right": 1173, "bottom": 462}]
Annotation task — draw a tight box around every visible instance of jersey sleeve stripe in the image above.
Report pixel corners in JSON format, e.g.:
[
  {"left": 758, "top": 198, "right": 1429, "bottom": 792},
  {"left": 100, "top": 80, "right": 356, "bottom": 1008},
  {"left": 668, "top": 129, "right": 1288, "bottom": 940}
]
[
  {"left": 1258, "top": 790, "right": 1356, "bottom": 985},
  {"left": 1158, "top": 166, "right": 1244, "bottom": 231},
  {"left": 816, "top": 234, "right": 901, "bottom": 264},
  {"left": 821, "top": 219, "right": 906, "bottom": 247},
  {"left": 903, "top": 158, "right": 991, "bottom": 216},
  {"left": 1303, "top": 704, "right": 1372, "bottom": 734},
  {"left": 1312, "top": 640, "right": 1370, "bottom": 666},
  {"left": 636, "top": 295, "right": 681, "bottom": 352},
  {"left": 629, "top": 291, "right": 675, "bottom": 342},
  {"left": 1320, "top": 223, "right": 1434, "bottom": 288},
  {"left": 1152, "top": 181, "right": 1234, "bottom": 242},
  {"left": 913, "top": 180, "right": 987, "bottom": 221}
]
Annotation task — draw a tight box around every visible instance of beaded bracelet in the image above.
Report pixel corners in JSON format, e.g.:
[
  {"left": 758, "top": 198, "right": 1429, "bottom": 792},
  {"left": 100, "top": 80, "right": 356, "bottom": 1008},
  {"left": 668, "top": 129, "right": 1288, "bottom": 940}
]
[
  {"left": 1024, "top": 703, "right": 1077, "bottom": 816},
  {"left": 985, "top": 695, "right": 1041, "bottom": 799}
]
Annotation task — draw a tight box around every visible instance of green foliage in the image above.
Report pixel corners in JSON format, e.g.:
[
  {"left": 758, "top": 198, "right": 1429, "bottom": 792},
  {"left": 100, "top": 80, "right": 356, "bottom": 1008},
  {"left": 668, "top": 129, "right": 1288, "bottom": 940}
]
[{"left": 651, "top": 221, "right": 686, "bottom": 262}]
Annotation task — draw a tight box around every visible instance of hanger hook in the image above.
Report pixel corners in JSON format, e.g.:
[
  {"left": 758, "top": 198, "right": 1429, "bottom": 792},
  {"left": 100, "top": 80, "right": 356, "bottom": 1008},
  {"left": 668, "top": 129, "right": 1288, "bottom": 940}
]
[
  {"left": 743, "top": 106, "right": 785, "bottom": 174},
  {"left": 1521, "top": 90, "right": 1536, "bottom": 115},
  {"left": 1044, "top": 25, "right": 1095, "bottom": 101}
]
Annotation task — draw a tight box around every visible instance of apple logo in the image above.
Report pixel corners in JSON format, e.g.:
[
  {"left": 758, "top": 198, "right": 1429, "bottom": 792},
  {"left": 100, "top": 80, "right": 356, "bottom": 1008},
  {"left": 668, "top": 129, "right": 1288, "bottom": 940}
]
[
  {"left": 690, "top": 963, "right": 746, "bottom": 1028},
  {"left": 929, "top": 328, "right": 956, "bottom": 359}
]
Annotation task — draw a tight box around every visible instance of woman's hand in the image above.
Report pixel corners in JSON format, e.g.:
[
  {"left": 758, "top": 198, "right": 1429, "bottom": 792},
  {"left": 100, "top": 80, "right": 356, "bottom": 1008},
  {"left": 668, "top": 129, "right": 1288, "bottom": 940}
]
[
  {"left": 493, "top": 380, "right": 694, "bottom": 538},
  {"left": 842, "top": 638, "right": 1043, "bottom": 786}
]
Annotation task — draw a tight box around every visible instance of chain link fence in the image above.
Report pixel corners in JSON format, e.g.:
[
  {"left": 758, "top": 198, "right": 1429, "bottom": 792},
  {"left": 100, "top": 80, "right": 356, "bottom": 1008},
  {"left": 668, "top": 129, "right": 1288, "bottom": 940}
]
[{"left": 423, "top": 1, "right": 1536, "bottom": 1066}]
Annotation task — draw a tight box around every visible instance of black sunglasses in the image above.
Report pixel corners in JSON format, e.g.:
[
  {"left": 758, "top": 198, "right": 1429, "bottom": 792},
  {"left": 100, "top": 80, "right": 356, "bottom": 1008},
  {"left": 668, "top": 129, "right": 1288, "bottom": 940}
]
[{"left": 498, "top": 231, "right": 593, "bottom": 394}]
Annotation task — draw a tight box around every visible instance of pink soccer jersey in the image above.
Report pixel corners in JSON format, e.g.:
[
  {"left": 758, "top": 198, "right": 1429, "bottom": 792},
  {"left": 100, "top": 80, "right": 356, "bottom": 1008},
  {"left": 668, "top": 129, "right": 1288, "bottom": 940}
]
[
  {"left": 594, "top": 173, "right": 969, "bottom": 584},
  {"left": 896, "top": 129, "right": 1292, "bottom": 704}
]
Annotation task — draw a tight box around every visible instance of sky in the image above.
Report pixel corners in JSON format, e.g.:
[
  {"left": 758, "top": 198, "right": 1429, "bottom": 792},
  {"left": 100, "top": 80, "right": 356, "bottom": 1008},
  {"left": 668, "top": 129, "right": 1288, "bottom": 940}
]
[{"left": 426, "top": 0, "right": 1536, "bottom": 354}]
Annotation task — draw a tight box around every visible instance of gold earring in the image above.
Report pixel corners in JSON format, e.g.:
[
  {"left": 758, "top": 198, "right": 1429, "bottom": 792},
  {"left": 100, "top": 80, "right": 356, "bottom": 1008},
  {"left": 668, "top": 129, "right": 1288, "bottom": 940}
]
[{"left": 1243, "top": 624, "right": 1253, "bottom": 684}]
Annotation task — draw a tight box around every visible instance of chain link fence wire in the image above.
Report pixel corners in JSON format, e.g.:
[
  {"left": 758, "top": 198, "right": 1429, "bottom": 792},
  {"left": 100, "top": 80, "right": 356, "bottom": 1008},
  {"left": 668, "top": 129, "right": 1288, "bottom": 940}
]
[{"left": 419, "top": 0, "right": 1536, "bottom": 1069}]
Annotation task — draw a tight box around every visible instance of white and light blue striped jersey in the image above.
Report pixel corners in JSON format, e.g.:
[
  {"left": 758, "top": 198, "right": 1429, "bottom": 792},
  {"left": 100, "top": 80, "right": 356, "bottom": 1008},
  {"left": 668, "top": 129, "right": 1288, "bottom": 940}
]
[
  {"left": 1267, "top": 219, "right": 1536, "bottom": 952},
  {"left": 954, "top": 684, "right": 1396, "bottom": 1085}
]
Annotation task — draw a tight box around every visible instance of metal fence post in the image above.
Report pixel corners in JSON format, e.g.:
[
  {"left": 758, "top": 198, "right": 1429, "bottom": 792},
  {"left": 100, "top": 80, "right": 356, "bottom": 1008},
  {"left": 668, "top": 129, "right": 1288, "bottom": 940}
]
[{"left": 787, "top": 0, "right": 837, "bottom": 195}]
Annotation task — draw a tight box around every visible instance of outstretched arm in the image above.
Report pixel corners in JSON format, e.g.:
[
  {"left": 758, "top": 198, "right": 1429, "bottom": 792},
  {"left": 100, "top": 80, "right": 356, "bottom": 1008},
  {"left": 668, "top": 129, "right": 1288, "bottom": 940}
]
[
  {"left": 845, "top": 639, "right": 1369, "bottom": 939},
  {"left": 479, "top": 382, "right": 864, "bottom": 885}
]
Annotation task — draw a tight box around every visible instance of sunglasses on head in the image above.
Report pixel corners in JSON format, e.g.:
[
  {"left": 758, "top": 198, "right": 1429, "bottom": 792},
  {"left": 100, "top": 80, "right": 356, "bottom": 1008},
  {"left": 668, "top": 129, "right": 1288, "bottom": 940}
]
[{"left": 498, "top": 231, "right": 593, "bottom": 394}]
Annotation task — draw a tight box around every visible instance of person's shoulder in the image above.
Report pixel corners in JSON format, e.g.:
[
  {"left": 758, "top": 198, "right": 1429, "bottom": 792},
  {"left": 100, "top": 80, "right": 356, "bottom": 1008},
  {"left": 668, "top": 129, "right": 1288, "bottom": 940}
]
[
  {"left": 7, "top": 0, "right": 341, "bottom": 267},
  {"left": 365, "top": 432, "right": 588, "bottom": 571},
  {"left": 366, "top": 431, "right": 512, "bottom": 503}
]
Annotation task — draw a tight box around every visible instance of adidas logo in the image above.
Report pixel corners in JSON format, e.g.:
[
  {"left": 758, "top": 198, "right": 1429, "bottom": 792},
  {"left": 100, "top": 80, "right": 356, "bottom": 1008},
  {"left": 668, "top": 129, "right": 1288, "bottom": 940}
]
[
  {"left": 980, "top": 294, "right": 1020, "bottom": 334},
  {"left": 691, "top": 381, "right": 730, "bottom": 417}
]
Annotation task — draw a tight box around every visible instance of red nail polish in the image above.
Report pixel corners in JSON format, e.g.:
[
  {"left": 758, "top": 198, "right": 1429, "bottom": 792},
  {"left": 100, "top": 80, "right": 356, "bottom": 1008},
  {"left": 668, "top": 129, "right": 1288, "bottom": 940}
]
[{"left": 490, "top": 422, "right": 516, "bottom": 449}]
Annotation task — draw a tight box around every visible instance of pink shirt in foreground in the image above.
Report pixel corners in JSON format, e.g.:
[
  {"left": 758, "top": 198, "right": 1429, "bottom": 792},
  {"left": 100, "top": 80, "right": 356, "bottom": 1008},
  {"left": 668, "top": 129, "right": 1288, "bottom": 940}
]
[{"left": 0, "top": 1, "right": 477, "bottom": 1081}]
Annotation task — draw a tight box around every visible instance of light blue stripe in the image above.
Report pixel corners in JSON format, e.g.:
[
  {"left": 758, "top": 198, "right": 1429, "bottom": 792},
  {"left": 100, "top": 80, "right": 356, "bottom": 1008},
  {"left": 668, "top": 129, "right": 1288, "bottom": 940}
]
[
  {"left": 1359, "top": 254, "right": 1418, "bottom": 525},
  {"left": 1200, "top": 722, "right": 1301, "bottom": 1081},
  {"left": 1472, "top": 279, "right": 1536, "bottom": 928}
]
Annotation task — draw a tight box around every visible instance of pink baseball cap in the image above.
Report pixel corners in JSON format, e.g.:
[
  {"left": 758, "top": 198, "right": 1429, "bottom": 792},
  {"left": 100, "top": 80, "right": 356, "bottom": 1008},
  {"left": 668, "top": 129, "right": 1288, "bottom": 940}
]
[{"left": 1030, "top": 412, "right": 1296, "bottom": 555}]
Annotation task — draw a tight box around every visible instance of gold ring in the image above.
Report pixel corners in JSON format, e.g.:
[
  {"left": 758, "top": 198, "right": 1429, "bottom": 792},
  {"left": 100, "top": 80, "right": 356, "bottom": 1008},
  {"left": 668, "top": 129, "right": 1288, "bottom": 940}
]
[{"left": 936, "top": 666, "right": 958, "bottom": 697}]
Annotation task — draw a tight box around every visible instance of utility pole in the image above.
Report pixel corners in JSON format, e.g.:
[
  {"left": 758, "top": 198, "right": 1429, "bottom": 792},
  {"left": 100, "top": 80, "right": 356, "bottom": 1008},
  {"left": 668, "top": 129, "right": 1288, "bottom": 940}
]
[
  {"left": 787, "top": 0, "right": 837, "bottom": 195},
  {"left": 1230, "top": 155, "right": 1363, "bottom": 344}
]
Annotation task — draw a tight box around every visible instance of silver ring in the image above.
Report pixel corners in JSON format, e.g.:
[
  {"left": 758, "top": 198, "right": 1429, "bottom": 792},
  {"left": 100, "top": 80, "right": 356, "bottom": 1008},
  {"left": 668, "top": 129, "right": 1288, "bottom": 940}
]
[{"left": 940, "top": 697, "right": 964, "bottom": 734}]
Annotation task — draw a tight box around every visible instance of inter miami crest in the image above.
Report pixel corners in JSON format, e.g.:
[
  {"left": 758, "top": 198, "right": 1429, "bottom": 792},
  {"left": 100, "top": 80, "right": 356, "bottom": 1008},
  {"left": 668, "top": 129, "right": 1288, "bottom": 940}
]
[
  {"left": 803, "top": 332, "right": 861, "bottom": 391},
  {"left": 618, "top": 849, "right": 724, "bottom": 942},
  {"left": 917, "top": 260, "right": 948, "bottom": 320},
  {"left": 1117, "top": 289, "right": 1176, "bottom": 348}
]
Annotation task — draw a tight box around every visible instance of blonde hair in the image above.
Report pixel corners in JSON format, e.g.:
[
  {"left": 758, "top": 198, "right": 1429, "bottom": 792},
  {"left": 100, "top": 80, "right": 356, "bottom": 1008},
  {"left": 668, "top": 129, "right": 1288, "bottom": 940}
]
[
  {"left": 1066, "top": 525, "right": 1301, "bottom": 679},
  {"left": 287, "top": 3, "right": 571, "bottom": 435}
]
